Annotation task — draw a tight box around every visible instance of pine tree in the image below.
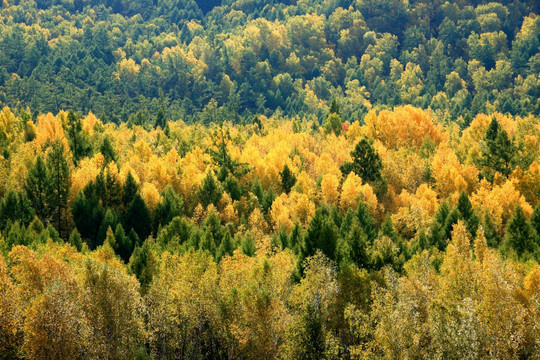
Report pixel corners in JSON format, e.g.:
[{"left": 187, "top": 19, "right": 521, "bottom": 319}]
[
  {"left": 0, "top": 190, "right": 34, "bottom": 228},
  {"left": 208, "top": 125, "right": 249, "bottom": 181},
  {"left": 155, "top": 108, "right": 166, "bottom": 129},
  {"left": 337, "top": 220, "right": 370, "bottom": 268},
  {"left": 25, "top": 155, "right": 50, "bottom": 222},
  {"left": 241, "top": 233, "right": 256, "bottom": 256},
  {"left": 66, "top": 110, "right": 92, "bottom": 165},
  {"left": 340, "top": 138, "right": 383, "bottom": 183},
  {"left": 69, "top": 228, "right": 83, "bottom": 251},
  {"left": 72, "top": 189, "right": 104, "bottom": 249},
  {"left": 129, "top": 242, "right": 156, "bottom": 295},
  {"left": 115, "top": 223, "right": 133, "bottom": 263},
  {"left": 46, "top": 141, "right": 70, "bottom": 237},
  {"left": 502, "top": 206, "right": 537, "bottom": 258},
  {"left": 329, "top": 98, "right": 340, "bottom": 116},
  {"left": 355, "top": 202, "right": 377, "bottom": 243},
  {"left": 153, "top": 185, "right": 183, "bottom": 233},
  {"left": 480, "top": 117, "right": 517, "bottom": 180},
  {"left": 429, "top": 202, "right": 450, "bottom": 250},
  {"left": 531, "top": 204, "right": 540, "bottom": 239},
  {"left": 279, "top": 164, "right": 296, "bottom": 194},
  {"left": 100, "top": 136, "right": 117, "bottom": 164},
  {"left": 482, "top": 212, "right": 500, "bottom": 247},
  {"left": 198, "top": 172, "right": 222, "bottom": 208},
  {"left": 303, "top": 206, "right": 338, "bottom": 261},
  {"left": 456, "top": 191, "right": 479, "bottom": 238},
  {"left": 124, "top": 193, "right": 151, "bottom": 242},
  {"left": 216, "top": 231, "right": 234, "bottom": 261},
  {"left": 97, "top": 209, "right": 119, "bottom": 247},
  {"left": 323, "top": 113, "right": 342, "bottom": 135},
  {"left": 122, "top": 172, "right": 139, "bottom": 210}
]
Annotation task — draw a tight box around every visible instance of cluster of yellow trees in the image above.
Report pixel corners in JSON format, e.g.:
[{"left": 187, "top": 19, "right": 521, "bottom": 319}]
[{"left": 0, "top": 105, "right": 539, "bottom": 358}]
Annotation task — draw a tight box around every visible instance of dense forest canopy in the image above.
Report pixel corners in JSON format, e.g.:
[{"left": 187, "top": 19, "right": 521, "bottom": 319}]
[
  {"left": 0, "top": 0, "right": 540, "bottom": 359},
  {"left": 0, "top": 105, "right": 539, "bottom": 358},
  {"left": 0, "top": 0, "right": 539, "bottom": 124}
]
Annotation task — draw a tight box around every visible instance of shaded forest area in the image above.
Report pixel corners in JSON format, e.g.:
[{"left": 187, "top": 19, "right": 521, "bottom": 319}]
[{"left": 0, "top": 0, "right": 539, "bottom": 124}]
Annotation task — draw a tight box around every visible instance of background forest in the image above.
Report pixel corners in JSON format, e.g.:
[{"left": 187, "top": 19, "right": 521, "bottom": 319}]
[
  {"left": 0, "top": 0, "right": 539, "bottom": 123},
  {"left": 0, "top": 0, "right": 540, "bottom": 359}
]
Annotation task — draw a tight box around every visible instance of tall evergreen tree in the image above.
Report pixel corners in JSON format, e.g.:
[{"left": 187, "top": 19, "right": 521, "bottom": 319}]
[
  {"left": 479, "top": 117, "right": 517, "bottom": 180},
  {"left": 66, "top": 110, "right": 91, "bottom": 165},
  {"left": 0, "top": 190, "right": 34, "bottom": 229},
  {"left": 46, "top": 141, "right": 70, "bottom": 237},
  {"left": 124, "top": 193, "right": 151, "bottom": 242},
  {"left": 24, "top": 155, "right": 50, "bottom": 222},
  {"left": 122, "top": 172, "right": 139, "bottom": 210},
  {"left": 279, "top": 164, "right": 296, "bottom": 194},
  {"left": 303, "top": 206, "right": 338, "bottom": 261},
  {"left": 198, "top": 172, "right": 222, "bottom": 208},
  {"left": 501, "top": 206, "right": 537, "bottom": 258},
  {"left": 100, "top": 136, "right": 117, "bottom": 164},
  {"left": 340, "top": 139, "right": 383, "bottom": 183}
]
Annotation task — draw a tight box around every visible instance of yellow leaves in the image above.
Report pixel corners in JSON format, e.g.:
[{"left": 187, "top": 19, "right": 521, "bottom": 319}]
[
  {"left": 218, "top": 249, "right": 296, "bottom": 358},
  {"left": 117, "top": 58, "right": 140, "bottom": 82},
  {"left": 248, "top": 207, "right": 267, "bottom": 233},
  {"left": 393, "top": 184, "right": 439, "bottom": 237},
  {"left": 471, "top": 178, "right": 533, "bottom": 233},
  {"left": 70, "top": 153, "right": 104, "bottom": 201},
  {"left": 523, "top": 265, "right": 540, "bottom": 299},
  {"left": 511, "top": 161, "right": 540, "bottom": 207},
  {"left": 431, "top": 144, "right": 478, "bottom": 198},
  {"left": 0, "top": 107, "right": 19, "bottom": 149},
  {"left": 340, "top": 172, "right": 377, "bottom": 212},
  {"left": 291, "top": 191, "right": 316, "bottom": 226},
  {"left": 220, "top": 193, "right": 239, "bottom": 225},
  {"left": 141, "top": 182, "right": 160, "bottom": 211},
  {"left": 474, "top": 226, "right": 488, "bottom": 264},
  {"left": 270, "top": 190, "right": 316, "bottom": 232},
  {"left": 0, "top": 254, "right": 20, "bottom": 358},
  {"left": 363, "top": 106, "right": 445, "bottom": 149},
  {"left": 458, "top": 112, "right": 516, "bottom": 163},
  {"left": 81, "top": 111, "right": 101, "bottom": 135},
  {"left": 133, "top": 139, "right": 153, "bottom": 162},
  {"left": 320, "top": 173, "right": 340, "bottom": 206},
  {"left": 35, "top": 113, "right": 69, "bottom": 151}
]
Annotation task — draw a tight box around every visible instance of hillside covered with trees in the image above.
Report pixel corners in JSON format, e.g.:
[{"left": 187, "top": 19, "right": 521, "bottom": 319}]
[
  {"left": 0, "top": 0, "right": 539, "bottom": 123},
  {"left": 0, "top": 0, "right": 539, "bottom": 359}
]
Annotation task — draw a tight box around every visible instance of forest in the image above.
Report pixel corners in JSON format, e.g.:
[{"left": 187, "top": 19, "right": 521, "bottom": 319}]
[
  {"left": 0, "top": 0, "right": 539, "bottom": 359},
  {"left": 0, "top": 0, "right": 539, "bottom": 122}
]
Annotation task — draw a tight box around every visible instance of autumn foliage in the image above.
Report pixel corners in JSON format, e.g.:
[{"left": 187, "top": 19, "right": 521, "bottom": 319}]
[{"left": 0, "top": 106, "right": 539, "bottom": 359}]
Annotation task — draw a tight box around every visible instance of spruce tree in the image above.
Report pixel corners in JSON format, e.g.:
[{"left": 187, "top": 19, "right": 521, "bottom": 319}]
[
  {"left": 340, "top": 138, "right": 383, "bottom": 183},
  {"left": 25, "top": 155, "right": 50, "bottom": 222},
  {"left": 0, "top": 190, "right": 34, "bottom": 228},
  {"left": 303, "top": 206, "right": 338, "bottom": 261},
  {"left": 153, "top": 185, "right": 183, "bottom": 234},
  {"left": 100, "top": 136, "right": 117, "bottom": 164},
  {"left": 122, "top": 172, "right": 139, "bottom": 210},
  {"left": 279, "top": 164, "right": 296, "bottom": 194},
  {"left": 502, "top": 206, "right": 537, "bottom": 257},
  {"left": 480, "top": 117, "right": 517, "bottom": 180},
  {"left": 456, "top": 191, "right": 479, "bottom": 237},
  {"left": 129, "top": 241, "right": 155, "bottom": 295},
  {"left": 124, "top": 194, "right": 152, "bottom": 242},
  {"left": 198, "top": 172, "right": 222, "bottom": 208},
  {"left": 46, "top": 141, "right": 70, "bottom": 237},
  {"left": 69, "top": 228, "right": 83, "bottom": 251},
  {"left": 66, "top": 110, "right": 92, "bottom": 165}
]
